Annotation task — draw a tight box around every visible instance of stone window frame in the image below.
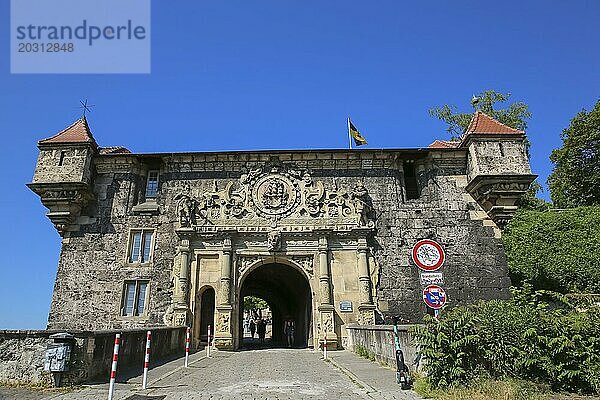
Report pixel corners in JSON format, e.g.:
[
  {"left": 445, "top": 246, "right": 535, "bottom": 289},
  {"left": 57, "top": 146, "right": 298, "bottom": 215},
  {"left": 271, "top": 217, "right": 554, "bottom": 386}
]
[
  {"left": 120, "top": 280, "right": 150, "bottom": 318},
  {"left": 145, "top": 170, "right": 160, "bottom": 199},
  {"left": 125, "top": 228, "right": 156, "bottom": 266}
]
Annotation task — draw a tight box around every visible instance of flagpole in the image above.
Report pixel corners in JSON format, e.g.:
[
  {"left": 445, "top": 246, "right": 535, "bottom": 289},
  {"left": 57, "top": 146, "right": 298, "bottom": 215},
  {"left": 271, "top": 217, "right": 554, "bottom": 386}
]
[{"left": 347, "top": 117, "right": 352, "bottom": 150}]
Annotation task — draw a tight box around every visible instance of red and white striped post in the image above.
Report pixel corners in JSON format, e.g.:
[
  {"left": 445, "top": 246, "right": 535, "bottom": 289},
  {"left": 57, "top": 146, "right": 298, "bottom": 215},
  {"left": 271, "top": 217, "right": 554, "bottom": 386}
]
[
  {"left": 107, "top": 333, "right": 120, "bottom": 400},
  {"left": 142, "top": 331, "right": 151, "bottom": 389},
  {"left": 323, "top": 331, "right": 328, "bottom": 360},
  {"left": 206, "top": 325, "right": 212, "bottom": 358},
  {"left": 184, "top": 327, "right": 190, "bottom": 368}
]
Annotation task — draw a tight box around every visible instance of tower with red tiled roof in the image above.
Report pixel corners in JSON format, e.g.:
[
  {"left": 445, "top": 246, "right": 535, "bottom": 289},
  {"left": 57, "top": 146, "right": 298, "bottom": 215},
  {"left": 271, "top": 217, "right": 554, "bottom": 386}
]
[
  {"left": 27, "top": 117, "right": 98, "bottom": 234},
  {"left": 461, "top": 111, "right": 536, "bottom": 227}
]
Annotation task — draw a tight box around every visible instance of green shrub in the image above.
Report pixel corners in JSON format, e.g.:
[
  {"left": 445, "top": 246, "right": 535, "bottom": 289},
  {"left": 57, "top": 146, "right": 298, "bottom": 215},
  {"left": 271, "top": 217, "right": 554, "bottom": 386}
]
[
  {"left": 413, "top": 375, "right": 552, "bottom": 400},
  {"left": 503, "top": 207, "right": 600, "bottom": 293},
  {"left": 354, "top": 345, "right": 376, "bottom": 361},
  {"left": 411, "top": 289, "right": 600, "bottom": 394}
]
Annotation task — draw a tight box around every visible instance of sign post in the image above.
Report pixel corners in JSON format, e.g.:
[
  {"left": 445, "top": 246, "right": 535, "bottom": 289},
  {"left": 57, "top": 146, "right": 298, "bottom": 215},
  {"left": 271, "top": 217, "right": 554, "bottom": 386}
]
[
  {"left": 107, "top": 333, "right": 120, "bottom": 400},
  {"left": 207, "top": 325, "right": 212, "bottom": 358},
  {"left": 184, "top": 327, "right": 190, "bottom": 368},
  {"left": 142, "top": 331, "right": 151, "bottom": 389}
]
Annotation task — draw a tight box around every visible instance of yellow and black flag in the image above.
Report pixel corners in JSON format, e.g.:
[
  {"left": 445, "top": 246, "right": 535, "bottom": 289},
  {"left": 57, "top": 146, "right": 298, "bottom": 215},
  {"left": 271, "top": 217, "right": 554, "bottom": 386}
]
[{"left": 347, "top": 117, "right": 368, "bottom": 147}]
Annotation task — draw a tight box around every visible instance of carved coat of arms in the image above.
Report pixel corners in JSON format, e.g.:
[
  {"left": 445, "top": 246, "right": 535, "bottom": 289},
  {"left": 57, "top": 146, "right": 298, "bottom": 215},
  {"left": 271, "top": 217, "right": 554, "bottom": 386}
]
[
  {"left": 173, "top": 163, "right": 374, "bottom": 229},
  {"left": 262, "top": 179, "right": 289, "bottom": 210}
]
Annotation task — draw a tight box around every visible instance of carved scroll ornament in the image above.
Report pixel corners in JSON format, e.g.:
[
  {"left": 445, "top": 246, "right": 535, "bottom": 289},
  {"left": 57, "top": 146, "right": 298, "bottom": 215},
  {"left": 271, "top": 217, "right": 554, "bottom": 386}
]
[{"left": 174, "top": 164, "right": 374, "bottom": 229}]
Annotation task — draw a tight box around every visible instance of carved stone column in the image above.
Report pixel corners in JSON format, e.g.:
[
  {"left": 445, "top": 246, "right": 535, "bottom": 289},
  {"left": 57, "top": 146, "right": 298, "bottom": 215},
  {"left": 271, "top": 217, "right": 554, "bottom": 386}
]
[
  {"left": 219, "top": 238, "right": 232, "bottom": 305},
  {"left": 215, "top": 236, "right": 233, "bottom": 350},
  {"left": 177, "top": 242, "right": 190, "bottom": 305},
  {"left": 318, "top": 237, "right": 332, "bottom": 304},
  {"left": 172, "top": 233, "right": 191, "bottom": 327},
  {"left": 357, "top": 238, "right": 376, "bottom": 325},
  {"left": 317, "top": 235, "right": 338, "bottom": 349}
]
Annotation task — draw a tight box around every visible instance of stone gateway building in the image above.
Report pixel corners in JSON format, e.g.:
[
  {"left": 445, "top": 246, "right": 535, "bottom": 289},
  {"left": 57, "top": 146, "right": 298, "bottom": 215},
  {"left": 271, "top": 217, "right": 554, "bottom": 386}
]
[{"left": 28, "top": 112, "right": 535, "bottom": 350}]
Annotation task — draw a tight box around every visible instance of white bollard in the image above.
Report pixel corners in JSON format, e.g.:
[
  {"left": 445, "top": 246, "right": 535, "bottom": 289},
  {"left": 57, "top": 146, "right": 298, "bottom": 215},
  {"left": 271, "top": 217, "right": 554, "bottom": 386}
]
[
  {"left": 323, "top": 331, "right": 328, "bottom": 360},
  {"left": 207, "top": 325, "right": 212, "bottom": 358},
  {"left": 142, "top": 331, "right": 151, "bottom": 389},
  {"left": 107, "top": 333, "right": 120, "bottom": 400},
  {"left": 184, "top": 327, "right": 190, "bottom": 368}
]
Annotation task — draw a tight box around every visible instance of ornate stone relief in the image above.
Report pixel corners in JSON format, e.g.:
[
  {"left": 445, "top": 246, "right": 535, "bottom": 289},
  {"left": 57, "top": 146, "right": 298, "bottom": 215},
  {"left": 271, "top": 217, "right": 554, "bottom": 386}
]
[
  {"left": 236, "top": 254, "right": 315, "bottom": 278},
  {"left": 220, "top": 279, "right": 231, "bottom": 304},
  {"left": 318, "top": 312, "right": 334, "bottom": 335},
  {"left": 465, "top": 174, "right": 536, "bottom": 229},
  {"left": 217, "top": 312, "right": 230, "bottom": 333},
  {"left": 173, "top": 162, "right": 375, "bottom": 232},
  {"left": 173, "top": 312, "right": 187, "bottom": 327},
  {"left": 289, "top": 255, "right": 314, "bottom": 276},
  {"left": 237, "top": 255, "right": 263, "bottom": 276},
  {"left": 27, "top": 182, "right": 93, "bottom": 235},
  {"left": 267, "top": 230, "right": 282, "bottom": 252}
]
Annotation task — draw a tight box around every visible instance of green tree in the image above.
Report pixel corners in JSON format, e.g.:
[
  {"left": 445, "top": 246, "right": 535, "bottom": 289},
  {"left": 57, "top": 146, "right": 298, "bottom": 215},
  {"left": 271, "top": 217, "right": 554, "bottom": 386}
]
[
  {"left": 429, "top": 90, "right": 532, "bottom": 139},
  {"left": 503, "top": 207, "right": 600, "bottom": 293},
  {"left": 548, "top": 100, "right": 600, "bottom": 208},
  {"left": 243, "top": 296, "right": 268, "bottom": 311}
]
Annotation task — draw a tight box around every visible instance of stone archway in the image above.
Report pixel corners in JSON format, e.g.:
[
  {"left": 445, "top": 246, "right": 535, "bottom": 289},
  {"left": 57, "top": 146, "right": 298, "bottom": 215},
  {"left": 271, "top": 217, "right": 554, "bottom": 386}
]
[
  {"left": 239, "top": 262, "right": 312, "bottom": 348},
  {"left": 194, "top": 286, "right": 215, "bottom": 345}
]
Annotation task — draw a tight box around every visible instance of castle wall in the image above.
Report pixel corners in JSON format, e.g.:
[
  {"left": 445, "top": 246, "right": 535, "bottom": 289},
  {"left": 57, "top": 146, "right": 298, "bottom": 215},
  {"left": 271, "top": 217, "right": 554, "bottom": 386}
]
[{"left": 46, "top": 149, "right": 511, "bottom": 331}]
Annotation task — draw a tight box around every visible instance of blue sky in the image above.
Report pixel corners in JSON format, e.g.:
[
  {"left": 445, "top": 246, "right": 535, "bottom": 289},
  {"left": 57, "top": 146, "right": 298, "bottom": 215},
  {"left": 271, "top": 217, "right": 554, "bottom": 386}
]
[{"left": 0, "top": 1, "right": 599, "bottom": 329}]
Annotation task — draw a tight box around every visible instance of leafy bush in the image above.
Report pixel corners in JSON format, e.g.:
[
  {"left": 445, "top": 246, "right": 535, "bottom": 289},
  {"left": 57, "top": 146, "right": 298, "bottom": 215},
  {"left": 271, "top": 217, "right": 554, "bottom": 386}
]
[
  {"left": 413, "top": 376, "right": 551, "bottom": 400},
  {"left": 411, "top": 288, "right": 600, "bottom": 394},
  {"left": 354, "top": 345, "right": 376, "bottom": 361},
  {"left": 503, "top": 207, "right": 600, "bottom": 293}
]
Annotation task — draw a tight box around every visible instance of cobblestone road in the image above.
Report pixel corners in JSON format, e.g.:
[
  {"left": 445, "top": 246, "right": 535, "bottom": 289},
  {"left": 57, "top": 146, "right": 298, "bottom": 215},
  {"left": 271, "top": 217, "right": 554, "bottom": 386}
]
[{"left": 0, "top": 349, "right": 420, "bottom": 400}]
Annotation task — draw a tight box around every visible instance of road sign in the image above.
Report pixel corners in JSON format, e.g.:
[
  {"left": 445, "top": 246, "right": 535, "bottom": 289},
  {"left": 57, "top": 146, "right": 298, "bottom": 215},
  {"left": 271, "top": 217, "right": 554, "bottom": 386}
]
[
  {"left": 412, "top": 240, "right": 445, "bottom": 271},
  {"left": 422, "top": 285, "right": 447, "bottom": 309},
  {"left": 420, "top": 272, "right": 444, "bottom": 285}
]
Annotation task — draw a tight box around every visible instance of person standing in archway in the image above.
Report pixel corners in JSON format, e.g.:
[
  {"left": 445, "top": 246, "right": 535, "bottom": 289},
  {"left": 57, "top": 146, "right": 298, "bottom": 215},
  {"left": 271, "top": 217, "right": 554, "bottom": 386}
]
[
  {"left": 284, "top": 319, "right": 295, "bottom": 348},
  {"left": 249, "top": 319, "right": 256, "bottom": 340},
  {"left": 257, "top": 318, "right": 266, "bottom": 344}
]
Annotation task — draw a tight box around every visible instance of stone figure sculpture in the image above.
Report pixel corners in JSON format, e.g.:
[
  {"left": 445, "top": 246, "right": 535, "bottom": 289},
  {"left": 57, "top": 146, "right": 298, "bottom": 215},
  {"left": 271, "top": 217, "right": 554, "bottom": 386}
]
[
  {"left": 267, "top": 230, "right": 282, "bottom": 252},
  {"left": 174, "top": 193, "right": 197, "bottom": 227}
]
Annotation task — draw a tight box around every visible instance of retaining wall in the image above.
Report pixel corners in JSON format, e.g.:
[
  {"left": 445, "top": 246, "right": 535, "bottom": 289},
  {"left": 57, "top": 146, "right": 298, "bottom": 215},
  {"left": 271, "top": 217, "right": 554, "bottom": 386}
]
[
  {"left": 0, "top": 326, "right": 186, "bottom": 386},
  {"left": 345, "top": 325, "right": 420, "bottom": 371}
]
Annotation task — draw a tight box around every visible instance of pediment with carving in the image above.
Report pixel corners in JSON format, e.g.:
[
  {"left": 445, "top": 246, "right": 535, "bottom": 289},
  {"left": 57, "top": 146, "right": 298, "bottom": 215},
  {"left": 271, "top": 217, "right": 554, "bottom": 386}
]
[{"left": 173, "top": 163, "right": 375, "bottom": 233}]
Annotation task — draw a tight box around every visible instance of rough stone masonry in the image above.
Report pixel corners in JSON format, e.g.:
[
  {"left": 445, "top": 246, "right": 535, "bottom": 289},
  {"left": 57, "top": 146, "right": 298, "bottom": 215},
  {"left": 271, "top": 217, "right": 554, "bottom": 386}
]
[{"left": 28, "top": 111, "right": 535, "bottom": 350}]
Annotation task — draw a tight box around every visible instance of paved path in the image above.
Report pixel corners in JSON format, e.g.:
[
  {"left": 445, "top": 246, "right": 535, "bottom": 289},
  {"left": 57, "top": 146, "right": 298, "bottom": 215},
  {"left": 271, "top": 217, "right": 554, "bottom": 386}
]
[
  {"left": 0, "top": 349, "right": 421, "bottom": 400},
  {"left": 328, "top": 351, "right": 420, "bottom": 400}
]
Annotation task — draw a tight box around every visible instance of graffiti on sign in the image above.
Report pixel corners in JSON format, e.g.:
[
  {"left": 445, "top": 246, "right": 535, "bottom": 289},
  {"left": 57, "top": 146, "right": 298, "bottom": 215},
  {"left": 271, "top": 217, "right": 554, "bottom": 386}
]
[{"left": 412, "top": 239, "right": 445, "bottom": 271}]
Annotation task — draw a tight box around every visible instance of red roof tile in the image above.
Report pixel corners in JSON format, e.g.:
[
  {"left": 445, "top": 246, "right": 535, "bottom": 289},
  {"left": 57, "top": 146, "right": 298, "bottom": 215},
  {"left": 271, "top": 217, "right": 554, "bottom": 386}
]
[
  {"left": 38, "top": 117, "right": 96, "bottom": 146},
  {"left": 428, "top": 139, "right": 461, "bottom": 149},
  {"left": 99, "top": 146, "right": 131, "bottom": 155},
  {"left": 464, "top": 111, "right": 524, "bottom": 135}
]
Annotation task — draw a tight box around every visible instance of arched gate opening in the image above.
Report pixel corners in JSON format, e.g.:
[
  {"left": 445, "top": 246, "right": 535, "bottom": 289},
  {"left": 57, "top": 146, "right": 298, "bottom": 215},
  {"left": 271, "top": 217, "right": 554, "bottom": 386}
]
[
  {"left": 239, "top": 263, "right": 312, "bottom": 348},
  {"left": 194, "top": 287, "right": 215, "bottom": 345}
]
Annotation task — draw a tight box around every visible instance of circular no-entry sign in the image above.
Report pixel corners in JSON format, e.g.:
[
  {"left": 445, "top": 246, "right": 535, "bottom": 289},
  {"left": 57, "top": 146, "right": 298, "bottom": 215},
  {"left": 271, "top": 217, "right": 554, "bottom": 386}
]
[
  {"left": 412, "top": 239, "right": 445, "bottom": 271},
  {"left": 422, "top": 285, "right": 447, "bottom": 309}
]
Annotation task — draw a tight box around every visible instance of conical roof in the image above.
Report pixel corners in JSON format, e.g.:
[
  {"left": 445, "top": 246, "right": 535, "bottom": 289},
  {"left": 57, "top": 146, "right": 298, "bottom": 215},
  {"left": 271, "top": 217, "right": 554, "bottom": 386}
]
[
  {"left": 38, "top": 117, "right": 97, "bottom": 146},
  {"left": 464, "top": 111, "right": 524, "bottom": 135}
]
